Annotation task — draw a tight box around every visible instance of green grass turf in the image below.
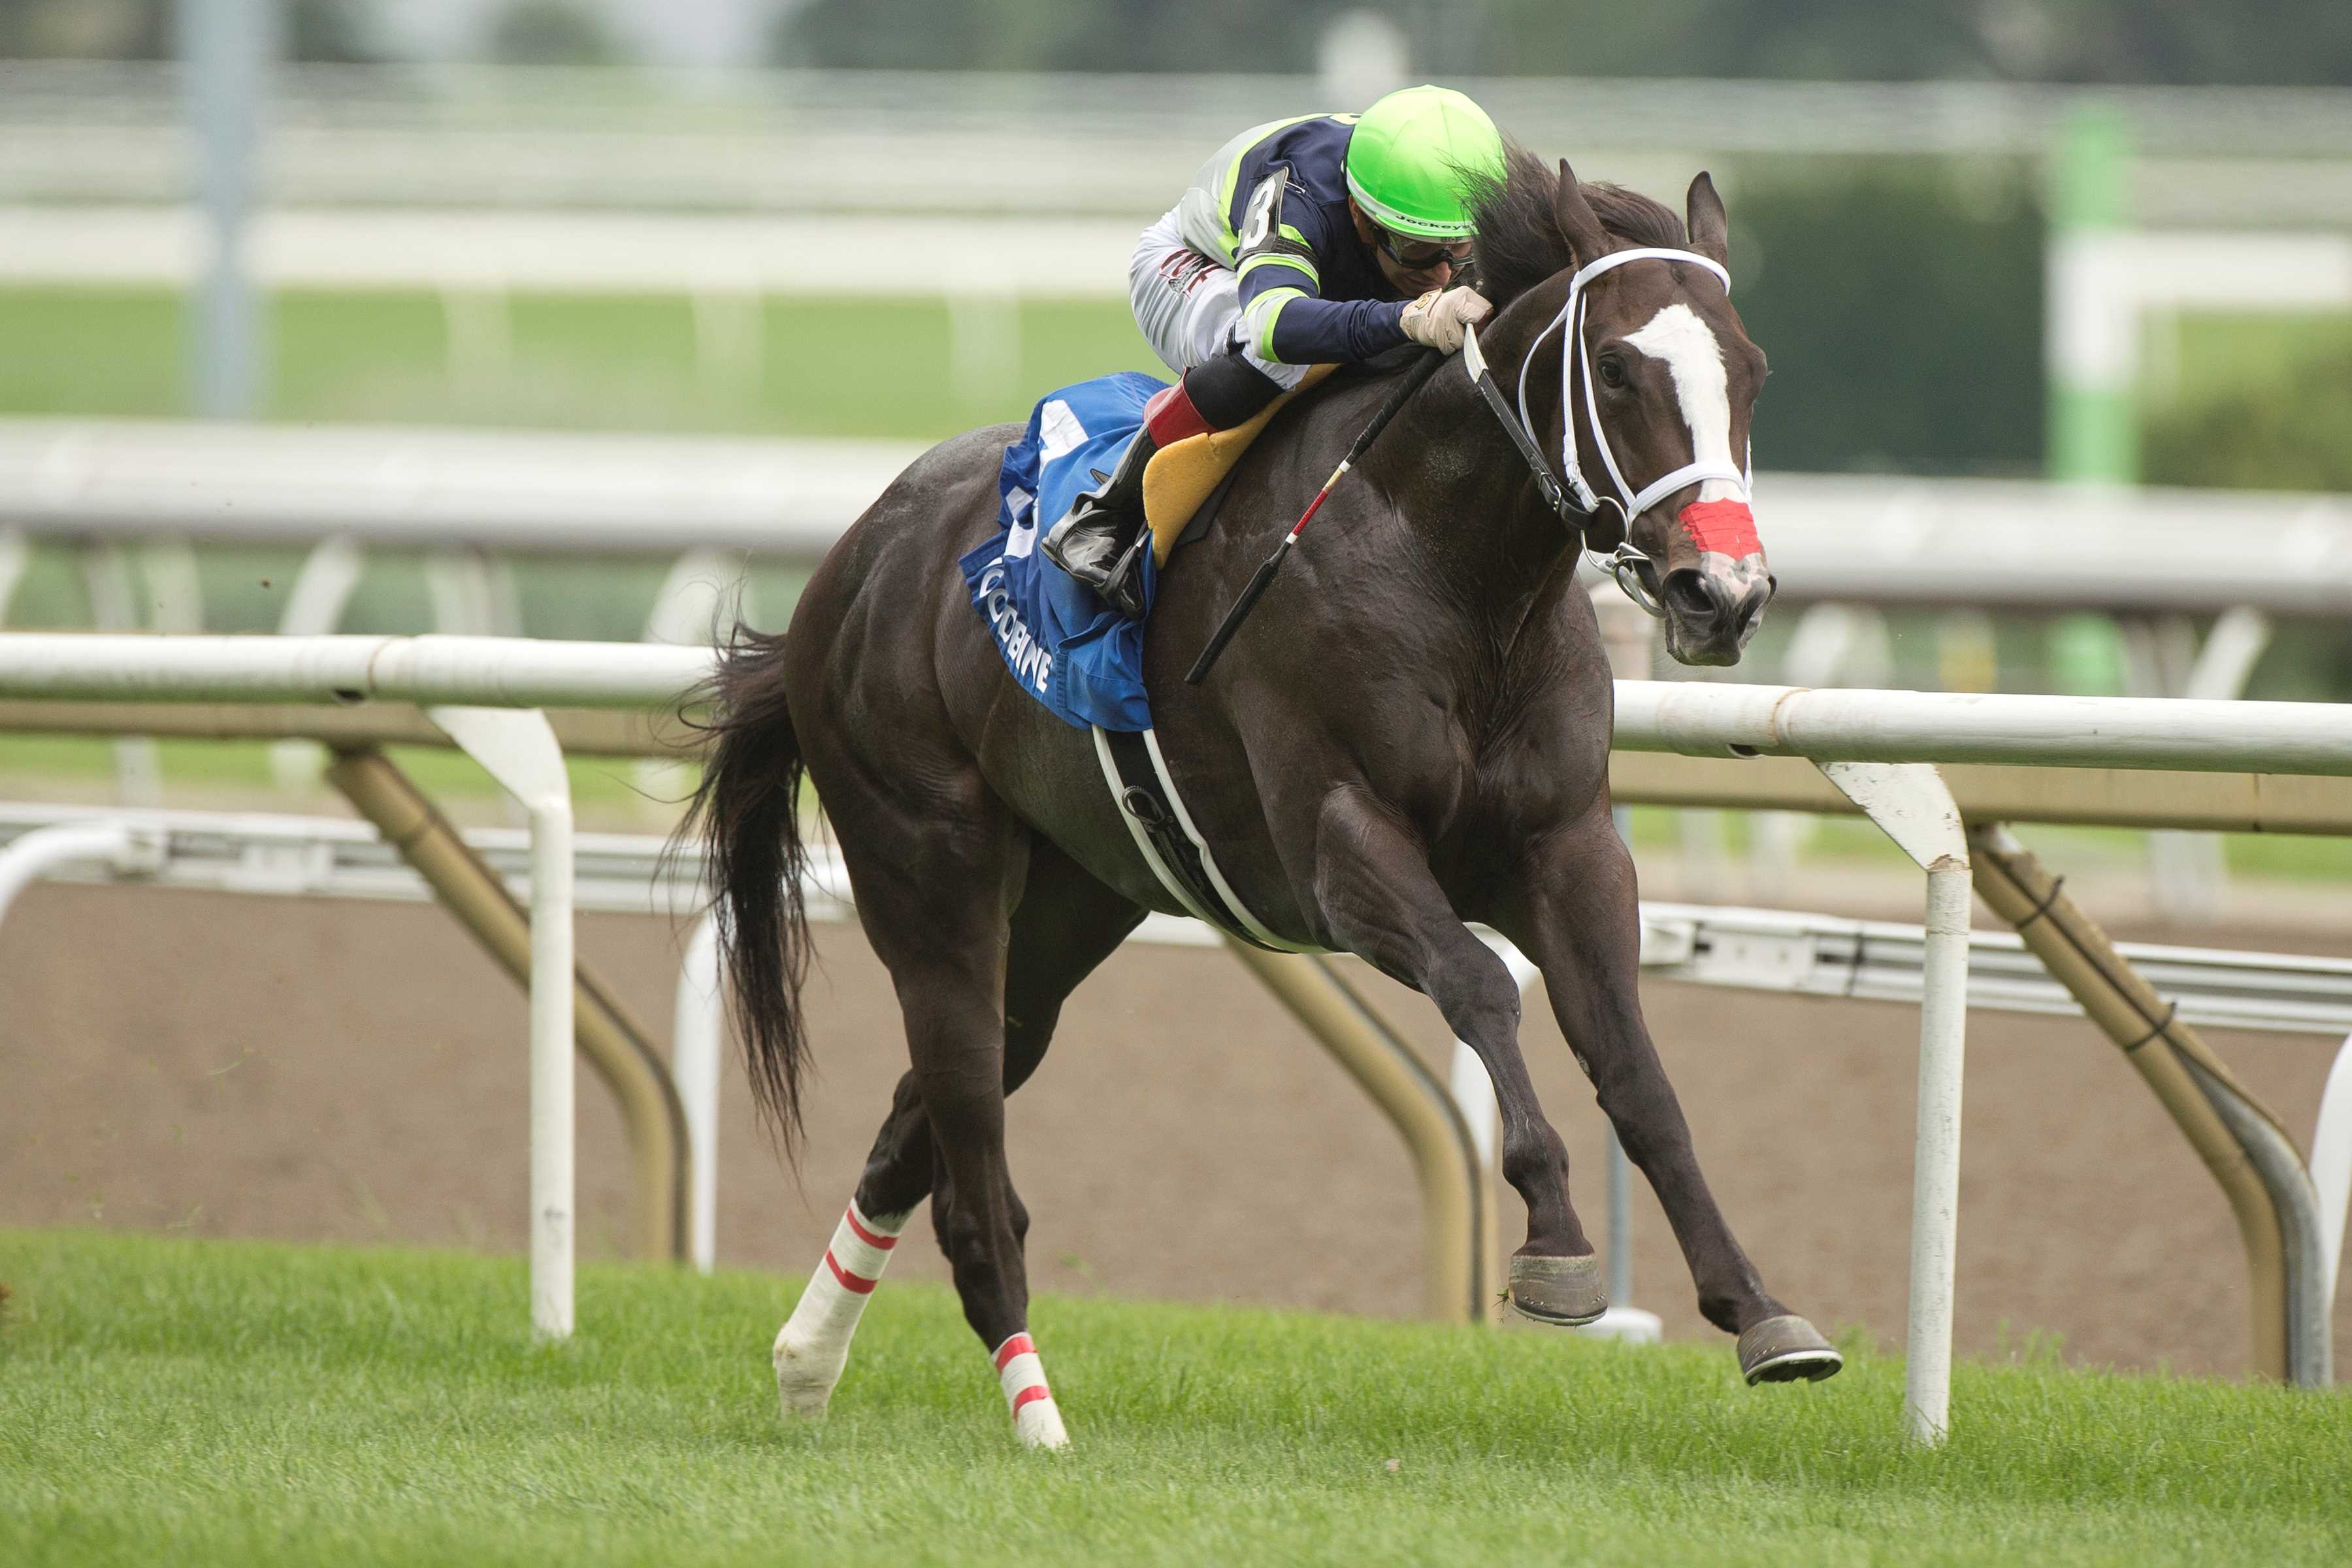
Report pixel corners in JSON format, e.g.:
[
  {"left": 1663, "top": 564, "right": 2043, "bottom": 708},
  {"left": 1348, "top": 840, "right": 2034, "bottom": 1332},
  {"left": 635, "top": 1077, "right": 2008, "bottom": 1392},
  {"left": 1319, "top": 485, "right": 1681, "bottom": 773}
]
[
  {"left": 2, "top": 1229, "right": 2347, "bottom": 1565},
  {"left": 2157, "top": 312, "right": 2352, "bottom": 409},
  {"left": 0, "top": 287, "right": 1160, "bottom": 439}
]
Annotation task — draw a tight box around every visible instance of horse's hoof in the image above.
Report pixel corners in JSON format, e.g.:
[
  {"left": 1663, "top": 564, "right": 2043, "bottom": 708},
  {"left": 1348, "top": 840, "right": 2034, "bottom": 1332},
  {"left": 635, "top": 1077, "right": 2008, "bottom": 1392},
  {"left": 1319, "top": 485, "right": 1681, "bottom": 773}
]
[
  {"left": 1015, "top": 1400, "right": 1071, "bottom": 1451},
  {"left": 1738, "top": 1315, "right": 1844, "bottom": 1384},
  {"left": 776, "top": 1379, "right": 832, "bottom": 1418},
  {"left": 1507, "top": 1254, "right": 1607, "bottom": 1326},
  {"left": 774, "top": 1338, "right": 840, "bottom": 1418}
]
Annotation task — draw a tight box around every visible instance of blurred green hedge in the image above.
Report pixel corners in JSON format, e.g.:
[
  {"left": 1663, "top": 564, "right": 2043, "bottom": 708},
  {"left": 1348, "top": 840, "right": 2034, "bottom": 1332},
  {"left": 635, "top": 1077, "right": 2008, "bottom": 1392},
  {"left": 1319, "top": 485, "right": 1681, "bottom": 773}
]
[
  {"left": 1730, "top": 159, "right": 2044, "bottom": 477},
  {"left": 2146, "top": 332, "right": 2352, "bottom": 493}
]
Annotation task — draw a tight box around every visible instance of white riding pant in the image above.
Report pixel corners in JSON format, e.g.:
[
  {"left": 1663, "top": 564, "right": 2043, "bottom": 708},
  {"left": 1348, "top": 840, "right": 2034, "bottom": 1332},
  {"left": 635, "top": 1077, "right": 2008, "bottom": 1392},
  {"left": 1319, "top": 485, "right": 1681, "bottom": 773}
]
[{"left": 1127, "top": 208, "right": 1310, "bottom": 392}]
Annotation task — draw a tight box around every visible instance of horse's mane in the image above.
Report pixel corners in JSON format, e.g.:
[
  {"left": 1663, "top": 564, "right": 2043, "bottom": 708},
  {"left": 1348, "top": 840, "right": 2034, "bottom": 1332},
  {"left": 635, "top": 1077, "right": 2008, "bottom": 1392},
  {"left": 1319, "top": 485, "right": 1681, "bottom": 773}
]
[{"left": 1467, "top": 143, "right": 1686, "bottom": 309}]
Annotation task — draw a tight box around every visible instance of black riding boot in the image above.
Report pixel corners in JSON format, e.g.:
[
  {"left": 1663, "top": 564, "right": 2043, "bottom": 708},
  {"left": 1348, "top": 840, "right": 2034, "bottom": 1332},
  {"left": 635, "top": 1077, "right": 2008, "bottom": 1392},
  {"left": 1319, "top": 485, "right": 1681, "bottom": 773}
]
[{"left": 1039, "top": 427, "right": 1159, "bottom": 620}]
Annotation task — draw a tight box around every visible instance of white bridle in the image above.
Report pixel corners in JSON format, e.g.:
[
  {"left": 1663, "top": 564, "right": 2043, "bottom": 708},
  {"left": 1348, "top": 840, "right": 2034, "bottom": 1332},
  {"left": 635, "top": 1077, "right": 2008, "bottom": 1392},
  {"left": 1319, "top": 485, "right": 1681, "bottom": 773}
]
[{"left": 1513, "top": 246, "right": 1754, "bottom": 530}]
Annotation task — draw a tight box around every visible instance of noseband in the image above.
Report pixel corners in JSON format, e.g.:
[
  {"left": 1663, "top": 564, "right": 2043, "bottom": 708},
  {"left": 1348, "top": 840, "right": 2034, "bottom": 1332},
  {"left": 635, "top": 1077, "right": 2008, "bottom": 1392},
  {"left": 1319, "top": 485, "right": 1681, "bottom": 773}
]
[{"left": 1464, "top": 246, "right": 1754, "bottom": 619}]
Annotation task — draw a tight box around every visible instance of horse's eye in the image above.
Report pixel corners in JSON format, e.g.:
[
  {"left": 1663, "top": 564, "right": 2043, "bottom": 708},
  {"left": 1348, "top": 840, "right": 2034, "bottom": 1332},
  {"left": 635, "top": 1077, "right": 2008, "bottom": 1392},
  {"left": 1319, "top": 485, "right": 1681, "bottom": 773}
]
[{"left": 1597, "top": 357, "right": 1627, "bottom": 389}]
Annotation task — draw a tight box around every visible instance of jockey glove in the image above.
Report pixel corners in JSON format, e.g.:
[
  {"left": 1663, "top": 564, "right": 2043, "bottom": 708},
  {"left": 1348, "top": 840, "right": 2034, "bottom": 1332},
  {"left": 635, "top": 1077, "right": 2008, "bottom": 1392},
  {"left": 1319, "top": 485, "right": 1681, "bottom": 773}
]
[{"left": 1399, "top": 287, "right": 1493, "bottom": 354}]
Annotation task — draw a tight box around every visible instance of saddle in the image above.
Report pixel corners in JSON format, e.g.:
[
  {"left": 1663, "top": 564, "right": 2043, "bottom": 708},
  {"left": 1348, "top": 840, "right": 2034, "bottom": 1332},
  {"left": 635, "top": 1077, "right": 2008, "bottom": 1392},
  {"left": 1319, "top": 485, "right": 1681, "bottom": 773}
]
[{"left": 1139, "top": 363, "right": 1337, "bottom": 566}]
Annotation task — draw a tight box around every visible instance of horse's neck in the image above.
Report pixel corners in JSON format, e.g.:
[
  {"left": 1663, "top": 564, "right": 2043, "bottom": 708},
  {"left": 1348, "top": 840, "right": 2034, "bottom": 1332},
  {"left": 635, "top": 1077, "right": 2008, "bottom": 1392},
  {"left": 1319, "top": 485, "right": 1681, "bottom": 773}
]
[{"left": 1364, "top": 300, "right": 1580, "bottom": 623}]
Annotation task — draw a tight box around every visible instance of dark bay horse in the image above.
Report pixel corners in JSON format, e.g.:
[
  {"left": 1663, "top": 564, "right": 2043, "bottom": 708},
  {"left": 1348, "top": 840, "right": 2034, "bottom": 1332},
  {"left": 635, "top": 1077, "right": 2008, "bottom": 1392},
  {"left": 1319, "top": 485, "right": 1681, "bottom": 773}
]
[{"left": 690, "top": 150, "right": 1839, "bottom": 1450}]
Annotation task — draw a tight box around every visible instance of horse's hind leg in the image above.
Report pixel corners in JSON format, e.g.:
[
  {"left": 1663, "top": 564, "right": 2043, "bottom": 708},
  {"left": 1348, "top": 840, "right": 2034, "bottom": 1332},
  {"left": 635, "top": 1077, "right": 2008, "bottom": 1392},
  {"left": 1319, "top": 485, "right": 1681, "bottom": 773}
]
[
  {"left": 1503, "top": 809, "right": 1842, "bottom": 1384},
  {"left": 774, "top": 841, "right": 1143, "bottom": 1429},
  {"left": 849, "top": 803, "right": 1059, "bottom": 1443},
  {"left": 913, "top": 841, "right": 1146, "bottom": 1262}
]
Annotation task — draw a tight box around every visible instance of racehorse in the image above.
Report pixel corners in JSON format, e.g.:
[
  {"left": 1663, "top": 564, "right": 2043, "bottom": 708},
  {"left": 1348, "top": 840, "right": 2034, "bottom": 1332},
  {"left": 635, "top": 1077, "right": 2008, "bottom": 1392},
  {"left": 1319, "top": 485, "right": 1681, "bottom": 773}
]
[{"left": 688, "top": 148, "right": 1838, "bottom": 1450}]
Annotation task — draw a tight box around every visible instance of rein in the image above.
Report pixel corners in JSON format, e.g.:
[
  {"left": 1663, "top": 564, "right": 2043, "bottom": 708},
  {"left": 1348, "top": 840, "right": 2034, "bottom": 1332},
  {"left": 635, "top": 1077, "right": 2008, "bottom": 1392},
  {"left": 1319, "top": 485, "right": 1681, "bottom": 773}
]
[{"left": 1464, "top": 244, "right": 1755, "bottom": 621}]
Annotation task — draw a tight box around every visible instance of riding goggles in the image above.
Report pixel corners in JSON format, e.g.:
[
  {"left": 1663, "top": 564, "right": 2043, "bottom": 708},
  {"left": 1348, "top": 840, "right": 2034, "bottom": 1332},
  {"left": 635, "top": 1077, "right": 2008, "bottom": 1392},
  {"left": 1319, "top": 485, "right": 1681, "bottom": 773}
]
[{"left": 1375, "top": 225, "right": 1474, "bottom": 272}]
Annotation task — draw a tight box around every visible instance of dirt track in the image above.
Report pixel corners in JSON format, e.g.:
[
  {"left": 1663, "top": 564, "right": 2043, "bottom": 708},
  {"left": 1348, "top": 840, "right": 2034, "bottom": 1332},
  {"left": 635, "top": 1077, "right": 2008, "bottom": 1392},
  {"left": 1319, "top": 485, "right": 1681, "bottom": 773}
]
[{"left": 4, "top": 879, "right": 2347, "bottom": 1380}]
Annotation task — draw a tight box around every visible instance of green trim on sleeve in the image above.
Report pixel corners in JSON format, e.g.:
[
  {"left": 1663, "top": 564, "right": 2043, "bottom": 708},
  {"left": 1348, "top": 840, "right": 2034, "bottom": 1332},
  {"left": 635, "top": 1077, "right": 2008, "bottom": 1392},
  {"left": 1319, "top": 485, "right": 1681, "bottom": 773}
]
[
  {"left": 1247, "top": 287, "right": 1308, "bottom": 362},
  {"left": 1238, "top": 250, "right": 1319, "bottom": 289}
]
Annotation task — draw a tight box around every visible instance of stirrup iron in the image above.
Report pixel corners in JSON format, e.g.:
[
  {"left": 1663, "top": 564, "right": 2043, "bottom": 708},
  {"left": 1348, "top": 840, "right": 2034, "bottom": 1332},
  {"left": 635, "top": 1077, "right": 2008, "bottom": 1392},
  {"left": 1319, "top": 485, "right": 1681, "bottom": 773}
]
[{"left": 1041, "top": 442, "right": 1151, "bottom": 618}]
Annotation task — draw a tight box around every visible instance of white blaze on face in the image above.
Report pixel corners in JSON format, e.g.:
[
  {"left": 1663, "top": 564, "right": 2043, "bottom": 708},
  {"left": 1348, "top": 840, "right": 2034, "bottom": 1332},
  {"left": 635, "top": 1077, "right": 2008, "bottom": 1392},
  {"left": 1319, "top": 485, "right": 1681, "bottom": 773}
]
[{"left": 1624, "top": 303, "right": 1742, "bottom": 505}]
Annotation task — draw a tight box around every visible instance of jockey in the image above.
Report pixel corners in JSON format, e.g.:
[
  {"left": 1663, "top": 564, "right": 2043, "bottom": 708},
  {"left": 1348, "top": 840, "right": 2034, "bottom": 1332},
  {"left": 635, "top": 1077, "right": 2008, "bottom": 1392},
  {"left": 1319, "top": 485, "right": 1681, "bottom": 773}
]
[{"left": 1042, "top": 84, "right": 1506, "bottom": 616}]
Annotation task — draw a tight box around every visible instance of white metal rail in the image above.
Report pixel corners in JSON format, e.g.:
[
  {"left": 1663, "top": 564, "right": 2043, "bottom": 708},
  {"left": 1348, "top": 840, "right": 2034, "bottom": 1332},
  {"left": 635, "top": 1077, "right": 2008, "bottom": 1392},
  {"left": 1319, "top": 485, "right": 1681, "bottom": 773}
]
[
  {"left": 0, "top": 632, "right": 708, "bottom": 708},
  {"left": 1643, "top": 901, "right": 2352, "bottom": 1036},
  {"left": 1614, "top": 681, "right": 2352, "bottom": 775},
  {"left": 8, "top": 802, "right": 2343, "bottom": 1032},
  {"left": 10, "top": 637, "right": 2352, "bottom": 777},
  {"left": 0, "top": 419, "right": 917, "bottom": 557}
]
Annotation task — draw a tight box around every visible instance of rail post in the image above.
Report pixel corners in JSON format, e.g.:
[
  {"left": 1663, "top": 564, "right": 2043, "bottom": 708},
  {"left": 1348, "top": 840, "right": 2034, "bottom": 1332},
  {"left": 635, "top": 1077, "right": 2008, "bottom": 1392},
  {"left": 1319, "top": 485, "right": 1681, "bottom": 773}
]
[
  {"left": 421, "top": 708, "right": 580, "bottom": 1337},
  {"left": 674, "top": 910, "right": 725, "bottom": 1275},
  {"left": 324, "top": 745, "right": 689, "bottom": 1285},
  {"left": 1908, "top": 857, "right": 1973, "bottom": 1442},
  {"left": 1814, "top": 760, "right": 1972, "bottom": 1444},
  {"left": 2315, "top": 1037, "right": 2352, "bottom": 1307}
]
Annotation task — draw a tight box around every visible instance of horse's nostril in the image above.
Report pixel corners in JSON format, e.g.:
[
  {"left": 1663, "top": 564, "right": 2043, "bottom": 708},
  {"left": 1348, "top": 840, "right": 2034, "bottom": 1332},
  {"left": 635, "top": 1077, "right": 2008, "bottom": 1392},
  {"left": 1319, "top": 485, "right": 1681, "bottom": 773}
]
[
  {"left": 1735, "top": 586, "right": 1771, "bottom": 638},
  {"left": 1663, "top": 569, "right": 1716, "bottom": 621}
]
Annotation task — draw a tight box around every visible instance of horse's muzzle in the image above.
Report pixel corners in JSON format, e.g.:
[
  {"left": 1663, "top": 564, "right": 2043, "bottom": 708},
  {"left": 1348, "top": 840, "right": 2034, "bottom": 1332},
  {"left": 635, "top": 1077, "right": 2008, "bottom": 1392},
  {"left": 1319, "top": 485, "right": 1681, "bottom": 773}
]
[{"left": 1660, "top": 553, "right": 1774, "bottom": 667}]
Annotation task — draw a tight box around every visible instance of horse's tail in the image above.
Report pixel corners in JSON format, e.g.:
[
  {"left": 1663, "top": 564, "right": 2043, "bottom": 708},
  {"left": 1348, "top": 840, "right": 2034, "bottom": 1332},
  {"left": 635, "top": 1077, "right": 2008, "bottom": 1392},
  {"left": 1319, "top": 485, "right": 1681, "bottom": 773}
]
[{"left": 682, "top": 622, "right": 814, "bottom": 1150}]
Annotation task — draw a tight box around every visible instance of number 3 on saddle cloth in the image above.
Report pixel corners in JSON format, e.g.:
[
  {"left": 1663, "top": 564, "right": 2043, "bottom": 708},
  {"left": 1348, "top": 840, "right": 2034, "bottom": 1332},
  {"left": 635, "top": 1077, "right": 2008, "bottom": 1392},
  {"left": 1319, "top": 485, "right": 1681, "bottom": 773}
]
[{"left": 958, "top": 365, "right": 1333, "bottom": 733}]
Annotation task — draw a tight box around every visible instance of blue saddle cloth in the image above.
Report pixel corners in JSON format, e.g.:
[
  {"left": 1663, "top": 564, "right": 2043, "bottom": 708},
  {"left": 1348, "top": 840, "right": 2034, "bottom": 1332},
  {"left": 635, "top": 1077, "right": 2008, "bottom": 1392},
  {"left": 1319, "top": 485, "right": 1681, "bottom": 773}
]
[{"left": 958, "top": 370, "right": 1171, "bottom": 732}]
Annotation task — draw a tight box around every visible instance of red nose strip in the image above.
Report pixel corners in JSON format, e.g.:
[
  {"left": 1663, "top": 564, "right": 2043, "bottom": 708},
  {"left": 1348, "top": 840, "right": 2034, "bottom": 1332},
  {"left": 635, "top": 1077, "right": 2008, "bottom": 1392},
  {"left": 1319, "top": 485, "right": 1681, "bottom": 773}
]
[{"left": 1678, "top": 498, "right": 1762, "bottom": 559}]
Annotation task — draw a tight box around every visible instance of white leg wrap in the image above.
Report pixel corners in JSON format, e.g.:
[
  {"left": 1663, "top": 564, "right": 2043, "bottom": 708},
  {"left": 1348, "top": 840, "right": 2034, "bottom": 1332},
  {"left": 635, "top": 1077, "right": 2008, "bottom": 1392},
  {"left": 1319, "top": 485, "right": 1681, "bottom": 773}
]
[
  {"left": 772, "top": 1198, "right": 908, "bottom": 1417},
  {"left": 993, "top": 1332, "right": 1069, "bottom": 1450}
]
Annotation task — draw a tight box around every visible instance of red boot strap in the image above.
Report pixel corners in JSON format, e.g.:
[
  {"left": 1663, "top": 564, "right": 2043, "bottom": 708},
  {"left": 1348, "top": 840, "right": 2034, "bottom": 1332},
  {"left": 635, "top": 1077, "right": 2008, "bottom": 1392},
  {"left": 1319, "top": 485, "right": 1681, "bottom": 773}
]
[{"left": 1143, "top": 380, "right": 1216, "bottom": 446}]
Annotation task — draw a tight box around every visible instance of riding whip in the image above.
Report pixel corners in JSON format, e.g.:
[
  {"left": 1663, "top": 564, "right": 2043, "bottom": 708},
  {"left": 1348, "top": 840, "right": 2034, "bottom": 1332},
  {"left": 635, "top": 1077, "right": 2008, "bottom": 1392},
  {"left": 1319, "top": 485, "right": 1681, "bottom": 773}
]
[{"left": 1184, "top": 346, "right": 1445, "bottom": 685}]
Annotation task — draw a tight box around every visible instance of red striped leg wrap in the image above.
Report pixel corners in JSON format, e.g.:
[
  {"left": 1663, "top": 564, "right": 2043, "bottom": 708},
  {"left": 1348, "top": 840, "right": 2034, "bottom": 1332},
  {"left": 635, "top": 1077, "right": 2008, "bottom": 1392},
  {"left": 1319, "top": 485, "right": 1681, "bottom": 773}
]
[
  {"left": 821, "top": 1200, "right": 901, "bottom": 1294},
  {"left": 773, "top": 1198, "right": 909, "bottom": 1413},
  {"left": 992, "top": 1331, "right": 1069, "bottom": 1449}
]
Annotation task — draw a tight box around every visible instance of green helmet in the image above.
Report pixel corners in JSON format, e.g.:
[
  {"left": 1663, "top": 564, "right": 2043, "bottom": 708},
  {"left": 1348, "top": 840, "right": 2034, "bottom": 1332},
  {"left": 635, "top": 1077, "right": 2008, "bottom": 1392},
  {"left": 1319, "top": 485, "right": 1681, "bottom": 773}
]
[{"left": 1343, "top": 85, "right": 1505, "bottom": 240}]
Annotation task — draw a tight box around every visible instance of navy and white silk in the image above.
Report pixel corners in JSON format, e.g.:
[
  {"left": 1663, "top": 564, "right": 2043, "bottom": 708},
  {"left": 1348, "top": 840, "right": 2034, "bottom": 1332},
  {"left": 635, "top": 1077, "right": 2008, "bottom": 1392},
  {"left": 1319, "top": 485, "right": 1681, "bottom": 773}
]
[{"left": 958, "top": 370, "right": 1166, "bottom": 732}]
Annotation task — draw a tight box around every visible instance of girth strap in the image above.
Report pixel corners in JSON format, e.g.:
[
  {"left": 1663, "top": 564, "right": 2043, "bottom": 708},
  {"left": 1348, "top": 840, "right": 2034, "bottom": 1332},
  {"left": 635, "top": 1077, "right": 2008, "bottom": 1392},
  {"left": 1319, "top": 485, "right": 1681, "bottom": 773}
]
[{"left": 1090, "top": 725, "right": 1316, "bottom": 953}]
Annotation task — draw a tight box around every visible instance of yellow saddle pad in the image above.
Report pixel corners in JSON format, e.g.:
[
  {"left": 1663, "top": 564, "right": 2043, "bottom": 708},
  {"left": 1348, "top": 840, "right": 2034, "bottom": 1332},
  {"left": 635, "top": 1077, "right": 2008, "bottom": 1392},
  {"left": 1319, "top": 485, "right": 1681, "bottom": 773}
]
[{"left": 1142, "top": 363, "right": 1337, "bottom": 566}]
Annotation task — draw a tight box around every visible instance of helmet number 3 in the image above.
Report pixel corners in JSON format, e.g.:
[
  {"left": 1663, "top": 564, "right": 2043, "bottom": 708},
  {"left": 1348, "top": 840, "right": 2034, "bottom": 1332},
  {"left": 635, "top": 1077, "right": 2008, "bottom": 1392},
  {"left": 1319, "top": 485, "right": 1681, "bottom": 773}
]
[{"left": 1238, "top": 168, "right": 1288, "bottom": 258}]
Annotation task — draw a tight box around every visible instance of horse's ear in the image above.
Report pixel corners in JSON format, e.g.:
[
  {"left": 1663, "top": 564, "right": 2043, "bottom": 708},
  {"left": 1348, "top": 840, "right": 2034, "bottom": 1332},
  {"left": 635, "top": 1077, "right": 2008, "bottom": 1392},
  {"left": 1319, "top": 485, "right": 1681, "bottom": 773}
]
[
  {"left": 1685, "top": 171, "right": 1730, "bottom": 270},
  {"left": 1552, "top": 159, "right": 1613, "bottom": 269}
]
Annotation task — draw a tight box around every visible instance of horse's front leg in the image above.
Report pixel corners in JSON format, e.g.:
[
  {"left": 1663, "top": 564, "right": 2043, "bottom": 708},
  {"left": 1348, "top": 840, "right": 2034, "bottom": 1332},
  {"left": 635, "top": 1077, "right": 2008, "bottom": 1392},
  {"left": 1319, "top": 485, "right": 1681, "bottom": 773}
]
[
  {"left": 1311, "top": 787, "right": 1605, "bottom": 1324},
  {"left": 1497, "top": 808, "right": 1843, "bottom": 1383}
]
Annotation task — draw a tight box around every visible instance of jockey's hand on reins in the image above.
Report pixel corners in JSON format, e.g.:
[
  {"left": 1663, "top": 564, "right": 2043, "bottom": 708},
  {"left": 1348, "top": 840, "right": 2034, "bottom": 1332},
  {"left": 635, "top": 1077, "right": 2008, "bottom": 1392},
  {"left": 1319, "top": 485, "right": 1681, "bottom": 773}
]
[{"left": 1400, "top": 288, "right": 1492, "bottom": 354}]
